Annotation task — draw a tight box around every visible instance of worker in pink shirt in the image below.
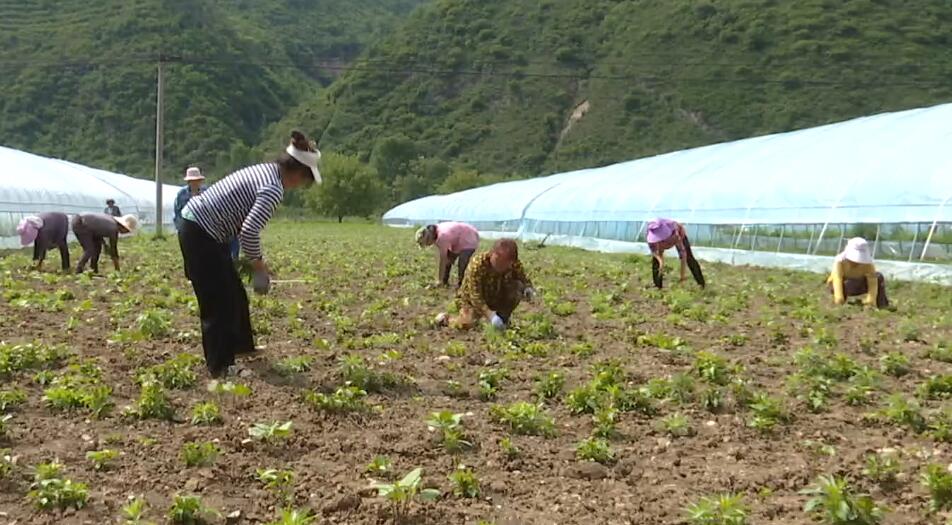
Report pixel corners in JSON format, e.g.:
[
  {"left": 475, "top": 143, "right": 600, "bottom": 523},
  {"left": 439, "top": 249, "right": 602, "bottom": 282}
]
[{"left": 416, "top": 222, "right": 480, "bottom": 287}]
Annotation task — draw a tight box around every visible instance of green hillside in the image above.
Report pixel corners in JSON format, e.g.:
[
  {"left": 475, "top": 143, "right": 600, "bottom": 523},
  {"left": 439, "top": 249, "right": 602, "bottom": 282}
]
[
  {"left": 0, "top": 0, "right": 423, "bottom": 180},
  {"left": 277, "top": 0, "right": 952, "bottom": 186}
]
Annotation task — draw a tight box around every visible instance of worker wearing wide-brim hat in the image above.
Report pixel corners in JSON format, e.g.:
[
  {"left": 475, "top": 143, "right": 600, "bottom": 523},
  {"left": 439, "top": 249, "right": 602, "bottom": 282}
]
[
  {"left": 415, "top": 221, "right": 480, "bottom": 288},
  {"left": 827, "top": 237, "right": 889, "bottom": 309},
  {"left": 646, "top": 218, "right": 705, "bottom": 289},
  {"left": 71, "top": 212, "right": 139, "bottom": 274},
  {"left": 174, "top": 167, "right": 207, "bottom": 232}
]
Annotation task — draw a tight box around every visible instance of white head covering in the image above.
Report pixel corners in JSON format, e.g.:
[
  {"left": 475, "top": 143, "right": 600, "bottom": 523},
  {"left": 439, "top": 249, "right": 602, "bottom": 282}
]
[
  {"left": 287, "top": 144, "right": 322, "bottom": 184},
  {"left": 114, "top": 214, "right": 139, "bottom": 233},
  {"left": 839, "top": 237, "right": 874, "bottom": 265},
  {"left": 184, "top": 167, "right": 205, "bottom": 181}
]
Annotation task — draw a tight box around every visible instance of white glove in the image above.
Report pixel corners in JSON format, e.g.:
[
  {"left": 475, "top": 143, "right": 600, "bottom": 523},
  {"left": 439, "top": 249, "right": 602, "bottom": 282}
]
[
  {"left": 252, "top": 270, "right": 271, "bottom": 295},
  {"left": 490, "top": 314, "right": 507, "bottom": 330},
  {"left": 523, "top": 287, "right": 537, "bottom": 302}
]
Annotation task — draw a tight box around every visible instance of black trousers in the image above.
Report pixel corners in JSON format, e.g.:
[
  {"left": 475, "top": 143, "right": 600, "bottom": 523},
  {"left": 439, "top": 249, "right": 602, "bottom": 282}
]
[
  {"left": 829, "top": 272, "right": 890, "bottom": 309},
  {"left": 178, "top": 220, "right": 254, "bottom": 376},
  {"left": 34, "top": 236, "right": 70, "bottom": 271},
  {"left": 652, "top": 236, "right": 705, "bottom": 289},
  {"left": 442, "top": 249, "right": 475, "bottom": 287}
]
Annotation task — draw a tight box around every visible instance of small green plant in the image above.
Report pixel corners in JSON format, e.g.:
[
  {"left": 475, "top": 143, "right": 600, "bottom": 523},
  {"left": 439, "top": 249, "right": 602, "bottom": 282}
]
[
  {"left": 449, "top": 465, "right": 481, "bottom": 498},
  {"left": 576, "top": 437, "right": 615, "bottom": 464},
  {"left": 249, "top": 421, "right": 294, "bottom": 443},
  {"left": 371, "top": 468, "right": 441, "bottom": 521},
  {"left": 366, "top": 456, "right": 392, "bottom": 476},
  {"left": 565, "top": 383, "right": 607, "bottom": 415},
  {"left": 338, "top": 355, "right": 401, "bottom": 393},
  {"left": 926, "top": 344, "right": 952, "bottom": 363},
  {"left": 27, "top": 461, "right": 88, "bottom": 511},
  {"left": 207, "top": 380, "right": 252, "bottom": 398},
  {"left": 694, "top": 351, "right": 735, "bottom": 385},
  {"left": 131, "top": 379, "right": 174, "bottom": 420},
  {"left": 85, "top": 449, "right": 119, "bottom": 471},
  {"left": 190, "top": 402, "right": 222, "bottom": 425},
  {"left": 879, "top": 352, "right": 910, "bottom": 377},
  {"left": 256, "top": 468, "right": 295, "bottom": 506},
  {"left": 535, "top": 372, "right": 565, "bottom": 401},
  {"left": 0, "top": 414, "right": 11, "bottom": 439},
  {"left": 304, "top": 385, "right": 368, "bottom": 414},
  {"left": 167, "top": 494, "right": 219, "bottom": 525},
  {"left": 0, "top": 389, "right": 26, "bottom": 411},
  {"left": 592, "top": 407, "right": 618, "bottom": 439},
  {"left": 669, "top": 373, "right": 697, "bottom": 403},
  {"left": 1, "top": 448, "right": 15, "bottom": 478},
  {"left": 426, "top": 410, "right": 472, "bottom": 453},
  {"left": 660, "top": 413, "right": 695, "bottom": 438},
  {"left": 921, "top": 463, "right": 952, "bottom": 512},
  {"left": 181, "top": 441, "right": 220, "bottom": 468},
  {"left": 881, "top": 394, "right": 926, "bottom": 432},
  {"left": 266, "top": 508, "right": 316, "bottom": 525},
  {"left": 489, "top": 402, "right": 555, "bottom": 437},
  {"left": 138, "top": 353, "right": 201, "bottom": 389},
  {"left": 477, "top": 368, "right": 507, "bottom": 401},
  {"left": 863, "top": 451, "right": 900, "bottom": 484},
  {"left": 136, "top": 309, "right": 172, "bottom": 339},
  {"left": 684, "top": 493, "right": 749, "bottom": 525},
  {"left": 121, "top": 496, "right": 155, "bottom": 525},
  {"left": 273, "top": 355, "right": 314, "bottom": 376},
  {"left": 920, "top": 375, "right": 952, "bottom": 399},
  {"left": 747, "top": 393, "right": 788, "bottom": 433},
  {"left": 801, "top": 475, "right": 884, "bottom": 525},
  {"left": 499, "top": 437, "right": 520, "bottom": 459},
  {"left": 444, "top": 341, "right": 467, "bottom": 357},
  {"left": 700, "top": 387, "right": 725, "bottom": 412}
]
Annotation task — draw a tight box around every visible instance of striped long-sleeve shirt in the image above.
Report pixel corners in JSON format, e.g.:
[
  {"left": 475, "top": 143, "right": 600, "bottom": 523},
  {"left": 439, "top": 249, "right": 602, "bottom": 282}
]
[{"left": 183, "top": 163, "right": 284, "bottom": 260}]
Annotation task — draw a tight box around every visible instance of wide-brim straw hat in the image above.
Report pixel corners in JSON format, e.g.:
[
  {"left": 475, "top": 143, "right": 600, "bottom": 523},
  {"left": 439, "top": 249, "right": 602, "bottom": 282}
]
[
  {"left": 842, "top": 237, "right": 873, "bottom": 264},
  {"left": 184, "top": 167, "right": 205, "bottom": 181},
  {"left": 114, "top": 214, "right": 139, "bottom": 233}
]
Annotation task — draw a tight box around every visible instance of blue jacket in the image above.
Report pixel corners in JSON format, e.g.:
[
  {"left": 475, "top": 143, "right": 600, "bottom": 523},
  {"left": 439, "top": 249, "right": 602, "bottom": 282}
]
[{"left": 173, "top": 185, "right": 205, "bottom": 231}]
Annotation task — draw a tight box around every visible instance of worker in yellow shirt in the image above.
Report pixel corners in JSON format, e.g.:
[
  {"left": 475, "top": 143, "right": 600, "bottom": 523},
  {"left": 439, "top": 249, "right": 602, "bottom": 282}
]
[{"left": 826, "top": 237, "right": 889, "bottom": 309}]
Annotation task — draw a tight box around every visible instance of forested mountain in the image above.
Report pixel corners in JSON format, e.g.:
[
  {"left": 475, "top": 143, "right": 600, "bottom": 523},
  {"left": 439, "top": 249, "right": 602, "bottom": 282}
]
[
  {"left": 273, "top": 0, "right": 952, "bottom": 200},
  {"left": 0, "top": 0, "right": 423, "bottom": 180}
]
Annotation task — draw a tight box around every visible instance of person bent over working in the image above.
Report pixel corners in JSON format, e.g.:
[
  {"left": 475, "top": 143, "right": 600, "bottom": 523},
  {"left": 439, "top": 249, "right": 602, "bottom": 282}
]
[
  {"left": 646, "top": 218, "right": 705, "bottom": 289},
  {"left": 827, "top": 237, "right": 889, "bottom": 309},
  {"left": 71, "top": 212, "right": 138, "bottom": 274},
  {"left": 436, "top": 239, "right": 536, "bottom": 330},
  {"left": 18, "top": 212, "right": 70, "bottom": 272},
  {"left": 416, "top": 222, "right": 480, "bottom": 288}
]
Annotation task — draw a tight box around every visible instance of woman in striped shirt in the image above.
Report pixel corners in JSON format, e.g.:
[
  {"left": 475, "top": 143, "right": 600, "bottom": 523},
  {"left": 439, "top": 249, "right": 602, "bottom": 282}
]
[{"left": 179, "top": 131, "right": 321, "bottom": 378}]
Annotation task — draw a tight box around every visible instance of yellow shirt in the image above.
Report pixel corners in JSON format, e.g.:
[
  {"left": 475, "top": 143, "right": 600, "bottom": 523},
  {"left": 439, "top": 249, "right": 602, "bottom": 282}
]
[{"left": 826, "top": 258, "right": 878, "bottom": 306}]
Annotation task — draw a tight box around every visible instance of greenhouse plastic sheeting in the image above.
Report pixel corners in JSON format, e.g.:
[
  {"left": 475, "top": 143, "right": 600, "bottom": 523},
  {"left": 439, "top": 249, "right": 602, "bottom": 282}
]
[
  {"left": 384, "top": 103, "right": 952, "bottom": 283},
  {"left": 0, "top": 146, "right": 179, "bottom": 249}
]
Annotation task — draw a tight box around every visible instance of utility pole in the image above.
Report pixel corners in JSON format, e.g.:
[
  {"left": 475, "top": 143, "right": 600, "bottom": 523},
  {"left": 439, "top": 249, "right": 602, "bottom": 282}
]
[{"left": 154, "top": 57, "right": 165, "bottom": 237}]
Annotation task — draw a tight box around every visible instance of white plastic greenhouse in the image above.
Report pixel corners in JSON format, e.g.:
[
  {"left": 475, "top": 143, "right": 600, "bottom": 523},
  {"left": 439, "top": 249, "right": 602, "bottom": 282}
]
[
  {"left": 384, "top": 103, "right": 952, "bottom": 284},
  {"left": 0, "top": 145, "right": 179, "bottom": 249}
]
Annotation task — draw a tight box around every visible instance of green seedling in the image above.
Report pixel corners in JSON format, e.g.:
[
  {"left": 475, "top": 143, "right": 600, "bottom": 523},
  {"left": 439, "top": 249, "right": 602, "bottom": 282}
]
[
  {"left": 919, "top": 375, "right": 952, "bottom": 399},
  {"left": 85, "top": 449, "right": 119, "bottom": 471},
  {"left": 684, "top": 493, "right": 749, "bottom": 525},
  {"left": 266, "top": 508, "right": 316, "bottom": 525},
  {"left": 256, "top": 468, "right": 295, "bottom": 506},
  {"left": 138, "top": 353, "right": 202, "bottom": 389},
  {"left": 879, "top": 352, "right": 910, "bottom": 377},
  {"left": 426, "top": 411, "right": 471, "bottom": 453},
  {"left": 136, "top": 309, "right": 172, "bottom": 339},
  {"left": 121, "top": 496, "right": 155, "bottom": 525},
  {"left": 366, "top": 456, "right": 392, "bottom": 476},
  {"left": 207, "top": 380, "right": 252, "bottom": 398},
  {"left": 576, "top": 437, "right": 615, "bottom": 464},
  {"left": 499, "top": 437, "right": 520, "bottom": 459},
  {"left": 881, "top": 394, "right": 926, "bottom": 433},
  {"left": 660, "top": 413, "right": 695, "bottom": 438},
  {"left": 863, "top": 451, "right": 900, "bottom": 484},
  {"left": 921, "top": 463, "right": 952, "bottom": 512},
  {"left": 167, "top": 494, "right": 219, "bottom": 525},
  {"left": 371, "top": 468, "right": 441, "bottom": 521},
  {"left": 534, "top": 372, "right": 565, "bottom": 401},
  {"left": 694, "top": 351, "right": 735, "bottom": 385},
  {"left": 27, "top": 461, "right": 88, "bottom": 511},
  {"left": 249, "top": 421, "right": 294, "bottom": 443},
  {"left": 449, "top": 465, "right": 480, "bottom": 498},
  {"left": 801, "top": 475, "right": 884, "bottom": 525},
  {"left": 0, "top": 389, "right": 27, "bottom": 411},
  {"left": 304, "top": 385, "right": 368, "bottom": 414},
  {"left": 489, "top": 402, "right": 555, "bottom": 437},
  {"left": 747, "top": 393, "right": 788, "bottom": 433},
  {"left": 190, "top": 402, "right": 222, "bottom": 425},
  {"left": 181, "top": 441, "right": 220, "bottom": 468},
  {"left": 130, "top": 379, "right": 174, "bottom": 420},
  {"left": 478, "top": 368, "right": 508, "bottom": 401},
  {"left": 592, "top": 407, "right": 618, "bottom": 439},
  {"left": 273, "top": 355, "right": 314, "bottom": 376}
]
